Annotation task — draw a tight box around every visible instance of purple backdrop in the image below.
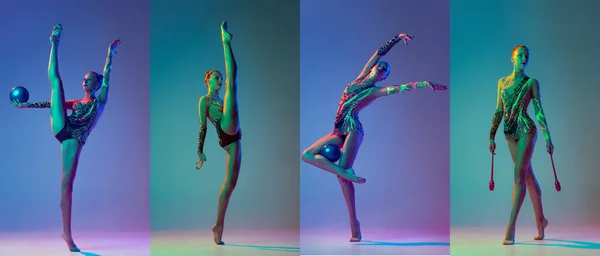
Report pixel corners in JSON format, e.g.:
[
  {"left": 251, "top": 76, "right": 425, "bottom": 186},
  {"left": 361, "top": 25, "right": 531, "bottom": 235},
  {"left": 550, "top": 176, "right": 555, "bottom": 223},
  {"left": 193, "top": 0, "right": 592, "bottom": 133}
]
[
  {"left": 0, "top": 0, "right": 149, "bottom": 233},
  {"left": 300, "top": 0, "right": 450, "bottom": 235}
]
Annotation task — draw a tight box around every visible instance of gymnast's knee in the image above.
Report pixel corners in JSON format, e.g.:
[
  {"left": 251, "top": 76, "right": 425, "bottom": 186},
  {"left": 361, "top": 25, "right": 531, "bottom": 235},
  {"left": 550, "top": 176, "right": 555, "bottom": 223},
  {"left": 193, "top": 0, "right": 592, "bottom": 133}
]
[
  {"left": 301, "top": 149, "right": 315, "bottom": 163},
  {"left": 514, "top": 168, "right": 527, "bottom": 185},
  {"left": 226, "top": 80, "right": 237, "bottom": 90},
  {"left": 525, "top": 175, "right": 535, "bottom": 185},
  {"left": 229, "top": 177, "right": 239, "bottom": 188},
  {"left": 50, "top": 80, "right": 63, "bottom": 90}
]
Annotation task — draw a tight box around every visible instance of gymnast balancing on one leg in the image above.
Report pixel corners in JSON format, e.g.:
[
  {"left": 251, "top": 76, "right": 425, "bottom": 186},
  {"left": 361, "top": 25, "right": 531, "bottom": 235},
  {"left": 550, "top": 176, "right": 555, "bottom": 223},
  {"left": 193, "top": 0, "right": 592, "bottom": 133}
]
[
  {"left": 302, "top": 33, "right": 447, "bottom": 242},
  {"left": 196, "top": 21, "right": 242, "bottom": 245},
  {"left": 12, "top": 24, "right": 120, "bottom": 252}
]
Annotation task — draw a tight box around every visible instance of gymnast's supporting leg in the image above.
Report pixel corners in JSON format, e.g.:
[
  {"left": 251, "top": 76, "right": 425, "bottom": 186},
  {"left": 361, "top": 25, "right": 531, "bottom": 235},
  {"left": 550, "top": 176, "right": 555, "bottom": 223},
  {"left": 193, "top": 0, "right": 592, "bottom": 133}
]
[
  {"left": 213, "top": 141, "right": 242, "bottom": 245},
  {"left": 336, "top": 131, "right": 364, "bottom": 242},
  {"left": 503, "top": 132, "right": 536, "bottom": 245},
  {"left": 525, "top": 166, "right": 548, "bottom": 240},
  {"left": 60, "top": 139, "right": 82, "bottom": 252}
]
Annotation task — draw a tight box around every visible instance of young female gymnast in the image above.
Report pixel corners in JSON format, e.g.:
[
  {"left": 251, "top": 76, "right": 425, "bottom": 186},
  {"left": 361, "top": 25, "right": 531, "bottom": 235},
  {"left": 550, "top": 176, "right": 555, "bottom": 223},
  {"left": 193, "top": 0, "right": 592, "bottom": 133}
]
[
  {"left": 302, "top": 33, "right": 447, "bottom": 242},
  {"left": 195, "top": 21, "right": 242, "bottom": 245},
  {"left": 12, "top": 24, "right": 120, "bottom": 252},
  {"left": 489, "top": 45, "right": 554, "bottom": 245}
]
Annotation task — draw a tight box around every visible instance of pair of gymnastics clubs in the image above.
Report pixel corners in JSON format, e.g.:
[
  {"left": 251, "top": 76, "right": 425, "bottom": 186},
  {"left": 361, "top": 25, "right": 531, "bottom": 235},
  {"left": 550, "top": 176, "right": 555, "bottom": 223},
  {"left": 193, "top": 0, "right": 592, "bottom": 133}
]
[{"left": 488, "top": 151, "right": 561, "bottom": 192}]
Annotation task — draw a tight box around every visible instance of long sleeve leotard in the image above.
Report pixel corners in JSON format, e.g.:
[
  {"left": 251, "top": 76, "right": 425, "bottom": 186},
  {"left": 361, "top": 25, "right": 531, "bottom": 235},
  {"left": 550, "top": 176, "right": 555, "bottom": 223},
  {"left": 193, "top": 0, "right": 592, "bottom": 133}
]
[{"left": 489, "top": 76, "right": 551, "bottom": 141}]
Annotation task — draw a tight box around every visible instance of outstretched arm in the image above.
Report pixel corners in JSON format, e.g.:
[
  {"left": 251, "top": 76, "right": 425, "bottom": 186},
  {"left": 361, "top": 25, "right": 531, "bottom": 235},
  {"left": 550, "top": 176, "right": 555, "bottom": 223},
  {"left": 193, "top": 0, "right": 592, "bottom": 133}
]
[
  {"left": 98, "top": 40, "right": 120, "bottom": 104},
  {"left": 531, "top": 79, "right": 551, "bottom": 141},
  {"left": 355, "top": 34, "right": 412, "bottom": 81},
  {"left": 48, "top": 24, "right": 63, "bottom": 89},
  {"left": 355, "top": 51, "right": 381, "bottom": 81},
  {"left": 489, "top": 79, "right": 505, "bottom": 140},
  {"left": 197, "top": 96, "right": 209, "bottom": 157},
  {"left": 13, "top": 100, "right": 76, "bottom": 109},
  {"left": 369, "top": 81, "right": 446, "bottom": 98},
  {"left": 221, "top": 21, "right": 237, "bottom": 89}
]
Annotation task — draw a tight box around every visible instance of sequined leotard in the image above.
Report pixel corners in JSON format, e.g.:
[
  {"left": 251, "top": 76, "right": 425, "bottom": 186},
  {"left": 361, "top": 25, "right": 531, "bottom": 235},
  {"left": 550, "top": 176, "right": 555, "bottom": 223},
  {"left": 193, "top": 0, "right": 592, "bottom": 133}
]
[
  {"left": 489, "top": 76, "right": 551, "bottom": 141},
  {"left": 55, "top": 98, "right": 101, "bottom": 144},
  {"left": 198, "top": 97, "right": 242, "bottom": 155},
  {"left": 23, "top": 98, "right": 101, "bottom": 144},
  {"left": 333, "top": 84, "right": 376, "bottom": 136},
  {"left": 331, "top": 34, "right": 405, "bottom": 137}
]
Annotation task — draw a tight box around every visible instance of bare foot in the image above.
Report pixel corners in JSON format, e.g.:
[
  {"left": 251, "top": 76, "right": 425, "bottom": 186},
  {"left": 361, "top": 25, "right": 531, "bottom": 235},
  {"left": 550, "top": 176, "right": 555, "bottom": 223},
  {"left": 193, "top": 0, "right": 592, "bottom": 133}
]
[
  {"left": 221, "top": 21, "right": 232, "bottom": 42},
  {"left": 341, "top": 168, "right": 366, "bottom": 184},
  {"left": 62, "top": 233, "right": 80, "bottom": 252},
  {"left": 502, "top": 226, "right": 515, "bottom": 245},
  {"left": 49, "top": 24, "right": 63, "bottom": 44},
  {"left": 52, "top": 24, "right": 62, "bottom": 37},
  {"left": 350, "top": 219, "right": 362, "bottom": 242},
  {"left": 212, "top": 224, "right": 225, "bottom": 245},
  {"left": 502, "top": 239, "right": 514, "bottom": 245},
  {"left": 534, "top": 218, "right": 548, "bottom": 240}
]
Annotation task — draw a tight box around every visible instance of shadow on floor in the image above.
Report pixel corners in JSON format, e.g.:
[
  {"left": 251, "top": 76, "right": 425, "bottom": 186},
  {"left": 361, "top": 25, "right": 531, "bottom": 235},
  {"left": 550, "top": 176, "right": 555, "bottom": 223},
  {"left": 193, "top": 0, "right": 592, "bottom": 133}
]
[
  {"left": 78, "top": 252, "right": 102, "bottom": 256},
  {"left": 519, "top": 239, "right": 600, "bottom": 250},
  {"left": 355, "top": 240, "right": 450, "bottom": 247},
  {"left": 223, "top": 244, "right": 300, "bottom": 252}
]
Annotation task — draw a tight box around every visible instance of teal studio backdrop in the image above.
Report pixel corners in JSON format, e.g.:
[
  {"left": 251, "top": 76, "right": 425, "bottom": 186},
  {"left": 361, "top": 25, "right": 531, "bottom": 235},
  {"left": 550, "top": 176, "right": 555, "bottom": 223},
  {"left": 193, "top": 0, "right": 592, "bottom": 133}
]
[
  {"left": 450, "top": 0, "right": 600, "bottom": 229},
  {"left": 149, "top": 0, "right": 300, "bottom": 232}
]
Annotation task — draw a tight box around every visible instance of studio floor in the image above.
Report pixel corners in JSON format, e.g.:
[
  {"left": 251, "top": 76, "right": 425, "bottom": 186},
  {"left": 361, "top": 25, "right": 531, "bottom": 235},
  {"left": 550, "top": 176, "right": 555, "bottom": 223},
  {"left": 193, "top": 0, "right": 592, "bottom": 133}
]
[
  {"left": 150, "top": 229, "right": 299, "bottom": 256},
  {"left": 4, "top": 227, "right": 597, "bottom": 255},
  {"left": 451, "top": 226, "right": 600, "bottom": 256},
  {"left": 301, "top": 227, "right": 450, "bottom": 255},
  {"left": 0, "top": 232, "right": 150, "bottom": 256}
]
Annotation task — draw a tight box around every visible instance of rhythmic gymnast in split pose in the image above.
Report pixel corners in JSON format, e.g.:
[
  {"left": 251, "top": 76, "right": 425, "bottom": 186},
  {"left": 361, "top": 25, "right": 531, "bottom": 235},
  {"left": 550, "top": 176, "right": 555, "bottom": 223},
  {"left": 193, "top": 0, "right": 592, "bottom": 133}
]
[
  {"left": 12, "top": 24, "right": 120, "bottom": 252},
  {"left": 488, "top": 45, "right": 554, "bottom": 245},
  {"left": 196, "top": 21, "right": 242, "bottom": 245},
  {"left": 302, "top": 33, "right": 447, "bottom": 242}
]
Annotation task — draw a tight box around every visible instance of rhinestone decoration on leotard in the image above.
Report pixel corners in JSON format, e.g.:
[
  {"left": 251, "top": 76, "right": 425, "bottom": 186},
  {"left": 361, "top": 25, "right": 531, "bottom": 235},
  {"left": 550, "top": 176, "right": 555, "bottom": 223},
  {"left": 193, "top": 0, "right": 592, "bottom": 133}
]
[{"left": 333, "top": 84, "right": 375, "bottom": 136}]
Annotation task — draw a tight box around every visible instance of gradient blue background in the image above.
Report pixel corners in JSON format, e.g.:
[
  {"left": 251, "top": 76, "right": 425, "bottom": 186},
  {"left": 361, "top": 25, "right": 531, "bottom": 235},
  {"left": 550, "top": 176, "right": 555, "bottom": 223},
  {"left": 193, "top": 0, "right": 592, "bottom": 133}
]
[
  {"left": 150, "top": 0, "right": 300, "bottom": 232},
  {"left": 450, "top": 0, "right": 600, "bottom": 228},
  {"left": 300, "top": 0, "right": 450, "bottom": 234},
  {"left": 0, "top": 0, "right": 150, "bottom": 232}
]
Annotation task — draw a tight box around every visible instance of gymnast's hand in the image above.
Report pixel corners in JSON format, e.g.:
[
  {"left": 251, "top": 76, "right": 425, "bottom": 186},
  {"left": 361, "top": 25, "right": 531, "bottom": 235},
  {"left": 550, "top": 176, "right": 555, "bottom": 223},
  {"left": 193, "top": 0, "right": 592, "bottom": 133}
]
[
  {"left": 546, "top": 140, "right": 554, "bottom": 155},
  {"left": 221, "top": 21, "right": 233, "bottom": 42},
  {"left": 11, "top": 99, "right": 25, "bottom": 109},
  {"left": 427, "top": 81, "right": 448, "bottom": 91},
  {"left": 397, "top": 33, "right": 413, "bottom": 45},
  {"left": 196, "top": 153, "right": 207, "bottom": 170},
  {"left": 108, "top": 39, "right": 121, "bottom": 55},
  {"left": 49, "top": 23, "right": 62, "bottom": 44},
  {"left": 488, "top": 139, "right": 496, "bottom": 153}
]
